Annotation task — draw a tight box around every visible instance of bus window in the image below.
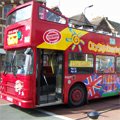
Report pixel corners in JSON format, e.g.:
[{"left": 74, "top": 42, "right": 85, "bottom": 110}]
[
  {"left": 116, "top": 57, "right": 120, "bottom": 72},
  {"left": 2, "top": 48, "right": 33, "bottom": 75},
  {"left": 39, "top": 6, "right": 66, "bottom": 24},
  {"left": 39, "top": 6, "right": 46, "bottom": 19},
  {"left": 96, "top": 55, "right": 115, "bottom": 73},
  {"left": 6, "top": 5, "right": 32, "bottom": 25},
  {"left": 68, "top": 53, "right": 94, "bottom": 74}
]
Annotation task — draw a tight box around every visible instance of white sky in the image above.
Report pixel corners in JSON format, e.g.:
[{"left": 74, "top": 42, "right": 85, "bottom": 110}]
[{"left": 46, "top": 0, "right": 120, "bottom": 23}]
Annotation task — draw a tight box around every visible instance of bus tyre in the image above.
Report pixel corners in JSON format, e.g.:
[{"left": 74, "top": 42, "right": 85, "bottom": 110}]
[{"left": 68, "top": 85, "right": 86, "bottom": 107}]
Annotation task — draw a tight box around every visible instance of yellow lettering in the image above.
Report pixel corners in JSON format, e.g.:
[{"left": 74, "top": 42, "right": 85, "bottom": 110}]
[
  {"left": 88, "top": 41, "right": 120, "bottom": 54},
  {"left": 69, "top": 61, "right": 92, "bottom": 67}
]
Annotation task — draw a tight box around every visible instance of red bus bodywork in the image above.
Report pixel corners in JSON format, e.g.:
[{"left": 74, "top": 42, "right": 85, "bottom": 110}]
[{"left": 0, "top": 1, "right": 120, "bottom": 108}]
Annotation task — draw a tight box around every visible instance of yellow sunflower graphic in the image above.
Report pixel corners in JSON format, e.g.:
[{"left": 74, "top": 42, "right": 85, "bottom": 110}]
[{"left": 66, "top": 28, "right": 85, "bottom": 52}]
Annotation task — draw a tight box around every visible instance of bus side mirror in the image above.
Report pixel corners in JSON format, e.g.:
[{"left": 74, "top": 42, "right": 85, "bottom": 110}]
[{"left": 24, "top": 48, "right": 32, "bottom": 55}]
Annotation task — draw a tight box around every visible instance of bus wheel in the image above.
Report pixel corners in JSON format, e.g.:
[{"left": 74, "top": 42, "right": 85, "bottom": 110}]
[{"left": 68, "top": 85, "right": 86, "bottom": 107}]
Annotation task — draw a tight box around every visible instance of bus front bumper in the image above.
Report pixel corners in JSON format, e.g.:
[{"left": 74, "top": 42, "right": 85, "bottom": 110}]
[{"left": 0, "top": 92, "right": 34, "bottom": 108}]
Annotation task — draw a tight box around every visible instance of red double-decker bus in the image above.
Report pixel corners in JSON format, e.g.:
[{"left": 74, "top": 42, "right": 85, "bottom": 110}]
[{"left": 0, "top": 1, "right": 120, "bottom": 108}]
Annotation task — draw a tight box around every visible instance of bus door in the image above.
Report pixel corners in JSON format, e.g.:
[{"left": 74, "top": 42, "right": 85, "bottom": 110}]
[{"left": 38, "top": 49, "right": 63, "bottom": 105}]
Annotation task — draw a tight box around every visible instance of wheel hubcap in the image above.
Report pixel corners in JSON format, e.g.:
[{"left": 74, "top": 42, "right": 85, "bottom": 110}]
[{"left": 72, "top": 89, "right": 82, "bottom": 102}]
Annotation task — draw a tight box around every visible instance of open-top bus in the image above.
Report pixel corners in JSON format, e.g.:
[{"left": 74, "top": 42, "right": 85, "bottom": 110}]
[{"left": 0, "top": 0, "right": 120, "bottom": 108}]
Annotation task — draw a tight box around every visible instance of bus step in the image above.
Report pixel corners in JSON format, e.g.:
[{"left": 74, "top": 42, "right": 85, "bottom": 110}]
[{"left": 40, "top": 94, "right": 58, "bottom": 103}]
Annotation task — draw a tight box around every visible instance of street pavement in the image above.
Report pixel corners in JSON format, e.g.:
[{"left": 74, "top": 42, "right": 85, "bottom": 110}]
[
  {"left": 0, "top": 96, "right": 120, "bottom": 120},
  {"left": 0, "top": 104, "right": 63, "bottom": 120},
  {"left": 40, "top": 96, "right": 120, "bottom": 120}
]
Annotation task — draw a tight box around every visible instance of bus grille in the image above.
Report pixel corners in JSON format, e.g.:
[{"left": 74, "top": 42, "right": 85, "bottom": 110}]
[{"left": 6, "top": 82, "right": 16, "bottom": 95}]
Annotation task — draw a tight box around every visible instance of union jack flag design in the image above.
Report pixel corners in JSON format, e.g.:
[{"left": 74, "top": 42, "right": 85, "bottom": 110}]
[{"left": 84, "top": 74, "right": 103, "bottom": 97}]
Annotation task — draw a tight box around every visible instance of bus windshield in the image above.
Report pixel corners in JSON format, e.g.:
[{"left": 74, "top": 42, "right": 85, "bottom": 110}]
[
  {"left": 6, "top": 5, "right": 32, "bottom": 25},
  {"left": 2, "top": 48, "right": 33, "bottom": 75}
]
